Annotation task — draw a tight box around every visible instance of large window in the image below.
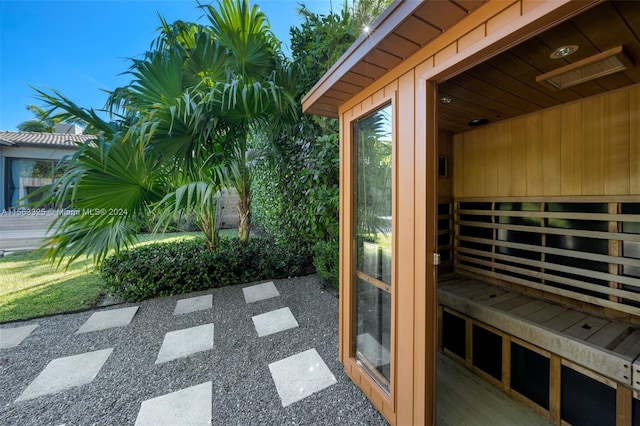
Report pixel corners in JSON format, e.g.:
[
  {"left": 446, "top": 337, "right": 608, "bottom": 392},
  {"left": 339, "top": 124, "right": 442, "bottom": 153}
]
[
  {"left": 5, "top": 158, "right": 63, "bottom": 208},
  {"left": 353, "top": 103, "right": 392, "bottom": 392}
]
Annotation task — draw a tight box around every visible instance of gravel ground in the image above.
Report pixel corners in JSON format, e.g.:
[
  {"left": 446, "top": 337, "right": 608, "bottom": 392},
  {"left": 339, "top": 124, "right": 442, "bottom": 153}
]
[{"left": 0, "top": 275, "right": 388, "bottom": 426}]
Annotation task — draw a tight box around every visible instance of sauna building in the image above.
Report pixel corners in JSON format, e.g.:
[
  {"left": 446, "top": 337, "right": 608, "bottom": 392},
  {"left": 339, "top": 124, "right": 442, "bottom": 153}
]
[{"left": 303, "top": 1, "right": 640, "bottom": 424}]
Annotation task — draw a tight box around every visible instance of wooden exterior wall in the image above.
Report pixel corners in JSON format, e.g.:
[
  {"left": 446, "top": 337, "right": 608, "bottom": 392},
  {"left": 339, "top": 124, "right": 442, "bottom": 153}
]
[{"left": 453, "top": 84, "right": 640, "bottom": 199}]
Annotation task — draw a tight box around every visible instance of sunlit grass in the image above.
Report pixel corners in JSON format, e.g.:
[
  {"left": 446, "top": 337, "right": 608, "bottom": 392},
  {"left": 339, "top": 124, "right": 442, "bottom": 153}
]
[{"left": 0, "top": 231, "right": 215, "bottom": 323}]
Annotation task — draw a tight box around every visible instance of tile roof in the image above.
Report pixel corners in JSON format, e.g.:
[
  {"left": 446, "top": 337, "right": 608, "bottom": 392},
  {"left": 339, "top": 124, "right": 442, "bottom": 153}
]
[{"left": 0, "top": 131, "right": 94, "bottom": 148}]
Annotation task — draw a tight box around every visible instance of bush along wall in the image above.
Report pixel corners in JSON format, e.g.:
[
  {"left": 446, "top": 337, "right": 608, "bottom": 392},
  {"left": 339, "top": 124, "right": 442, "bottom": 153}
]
[
  {"left": 101, "top": 237, "right": 311, "bottom": 301},
  {"left": 312, "top": 239, "right": 339, "bottom": 289}
]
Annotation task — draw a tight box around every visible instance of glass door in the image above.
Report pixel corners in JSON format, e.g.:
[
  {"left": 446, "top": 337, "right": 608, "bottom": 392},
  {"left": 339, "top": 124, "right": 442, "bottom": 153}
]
[{"left": 353, "top": 103, "right": 393, "bottom": 392}]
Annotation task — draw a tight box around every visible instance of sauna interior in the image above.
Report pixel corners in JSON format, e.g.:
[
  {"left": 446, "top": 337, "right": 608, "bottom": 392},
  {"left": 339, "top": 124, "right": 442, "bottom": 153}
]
[{"left": 436, "top": 2, "right": 640, "bottom": 425}]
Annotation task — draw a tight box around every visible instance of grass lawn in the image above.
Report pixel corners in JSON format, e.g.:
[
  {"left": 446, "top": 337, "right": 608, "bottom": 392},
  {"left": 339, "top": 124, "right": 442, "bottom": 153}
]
[{"left": 0, "top": 231, "right": 235, "bottom": 324}]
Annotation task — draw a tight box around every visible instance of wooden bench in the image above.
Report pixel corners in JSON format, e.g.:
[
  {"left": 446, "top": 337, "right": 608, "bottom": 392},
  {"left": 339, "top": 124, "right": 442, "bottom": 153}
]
[{"left": 438, "top": 274, "right": 640, "bottom": 424}]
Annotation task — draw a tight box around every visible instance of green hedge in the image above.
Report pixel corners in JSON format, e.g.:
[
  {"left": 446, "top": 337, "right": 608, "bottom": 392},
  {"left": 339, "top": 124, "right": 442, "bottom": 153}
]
[
  {"left": 101, "top": 237, "right": 311, "bottom": 301},
  {"left": 312, "top": 239, "right": 339, "bottom": 289}
]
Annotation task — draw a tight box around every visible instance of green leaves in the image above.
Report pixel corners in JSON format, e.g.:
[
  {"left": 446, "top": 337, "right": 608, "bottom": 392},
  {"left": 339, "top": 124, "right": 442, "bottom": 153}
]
[
  {"left": 202, "top": 0, "right": 279, "bottom": 80},
  {"left": 40, "top": 134, "right": 167, "bottom": 268},
  {"left": 153, "top": 177, "right": 228, "bottom": 250},
  {"left": 100, "top": 237, "right": 311, "bottom": 301}
]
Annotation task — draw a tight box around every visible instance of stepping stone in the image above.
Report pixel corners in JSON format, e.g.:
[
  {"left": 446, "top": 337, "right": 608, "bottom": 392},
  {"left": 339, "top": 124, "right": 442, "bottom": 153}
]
[
  {"left": 242, "top": 281, "right": 279, "bottom": 303},
  {"left": 155, "top": 323, "right": 214, "bottom": 364},
  {"left": 174, "top": 294, "right": 212, "bottom": 315},
  {"left": 135, "top": 381, "right": 212, "bottom": 426},
  {"left": 0, "top": 324, "right": 39, "bottom": 349},
  {"left": 268, "top": 348, "right": 337, "bottom": 407},
  {"left": 16, "top": 348, "right": 113, "bottom": 402},
  {"left": 252, "top": 307, "right": 299, "bottom": 337},
  {"left": 76, "top": 306, "right": 139, "bottom": 334},
  {"left": 357, "top": 333, "right": 390, "bottom": 367}
]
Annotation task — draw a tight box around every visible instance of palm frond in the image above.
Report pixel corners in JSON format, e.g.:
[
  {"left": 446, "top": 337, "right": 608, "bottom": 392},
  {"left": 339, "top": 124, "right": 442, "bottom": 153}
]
[
  {"left": 40, "top": 133, "right": 167, "bottom": 268},
  {"left": 32, "top": 87, "right": 119, "bottom": 136}
]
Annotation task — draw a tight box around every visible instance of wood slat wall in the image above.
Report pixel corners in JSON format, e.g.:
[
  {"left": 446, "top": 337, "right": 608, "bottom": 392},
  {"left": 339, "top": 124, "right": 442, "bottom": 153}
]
[
  {"left": 453, "top": 84, "right": 640, "bottom": 198},
  {"left": 454, "top": 199, "right": 640, "bottom": 321}
]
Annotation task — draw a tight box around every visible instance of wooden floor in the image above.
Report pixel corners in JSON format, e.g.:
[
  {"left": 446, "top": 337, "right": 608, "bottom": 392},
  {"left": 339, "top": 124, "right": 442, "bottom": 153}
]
[{"left": 436, "top": 354, "right": 553, "bottom": 426}]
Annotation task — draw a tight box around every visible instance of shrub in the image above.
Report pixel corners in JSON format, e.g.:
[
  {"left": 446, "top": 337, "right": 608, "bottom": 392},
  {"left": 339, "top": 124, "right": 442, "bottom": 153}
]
[
  {"left": 313, "top": 239, "right": 339, "bottom": 289},
  {"left": 101, "top": 237, "right": 311, "bottom": 301}
]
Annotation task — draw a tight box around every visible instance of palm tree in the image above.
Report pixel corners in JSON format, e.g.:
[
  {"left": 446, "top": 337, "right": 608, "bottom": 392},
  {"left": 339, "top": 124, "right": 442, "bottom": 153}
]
[
  {"left": 33, "top": 0, "right": 299, "bottom": 266},
  {"left": 174, "top": 0, "right": 300, "bottom": 242},
  {"left": 17, "top": 104, "right": 57, "bottom": 132},
  {"left": 203, "top": 0, "right": 299, "bottom": 242},
  {"left": 111, "top": 0, "right": 299, "bottom": 243}
]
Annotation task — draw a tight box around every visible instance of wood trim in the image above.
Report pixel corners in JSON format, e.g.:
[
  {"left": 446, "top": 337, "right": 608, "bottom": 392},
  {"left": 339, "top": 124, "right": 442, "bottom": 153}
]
[
  {"left": 459, "top": 236, "right": 640, "bottom": 268},
  {"left": 502, "top": 334, "right": 511, "bottom": 392},
  {"left": 458, "top": 209, "right": 640, "bottom": 223},
  {"left": 458, "top": 195, "right": 640, "bottom": 203},
  {"left": 457, "top": 219, "right": 640, "bottom": 243},
  {"left": 344, "top": 92, "right": 398, "bottom": 424},
  {"left": 456, "top": 249, "right": 640, "bottom": 294},
  {"left": 549, "top": 354, "right": 562, "bottom": 424},
  {"left": 561, "top": 358, "right": 620, "bottom": 389},
  {"left": 617, "top": 385, "right": 633, "bottom": 426},
  {"left": 356, "top": 271, "right": 392, "bottom": 293}
]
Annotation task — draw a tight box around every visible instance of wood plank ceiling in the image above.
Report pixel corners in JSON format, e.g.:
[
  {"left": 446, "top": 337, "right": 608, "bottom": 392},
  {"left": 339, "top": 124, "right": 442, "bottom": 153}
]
[{"left": 438, "top": 0, "right": 640, "bottom": 134}]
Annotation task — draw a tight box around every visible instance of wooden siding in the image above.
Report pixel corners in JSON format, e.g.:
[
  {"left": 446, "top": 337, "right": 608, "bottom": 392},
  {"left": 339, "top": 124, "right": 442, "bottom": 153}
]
[{"left": 453, "top": 85, "right": 640, "bottom": 198}]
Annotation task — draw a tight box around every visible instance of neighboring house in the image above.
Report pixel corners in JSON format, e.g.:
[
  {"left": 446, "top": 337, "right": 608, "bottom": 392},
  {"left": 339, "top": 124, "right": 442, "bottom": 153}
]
[
  {"left": 0, "top": 124, "right": 239, "bottom": 237},
  {"left": 0, "top": 124, "right": 91, "bottom": 210},
  {"left": 304, "top": 1, "right": 639, "bottom": 425}
]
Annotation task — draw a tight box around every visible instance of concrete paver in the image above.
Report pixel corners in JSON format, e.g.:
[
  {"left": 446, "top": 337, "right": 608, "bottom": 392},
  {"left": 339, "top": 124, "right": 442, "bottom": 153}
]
[
  {"left": 134, "top": 381, "right": 212, "bottom": 426},
  {"left": 0, "top": 324, "right": 39, "bottom": 349},
  {"left": 155, "top": 323, "right": 214, "bottom": 364},
  {"left": 242, "top": 281, "right": 279, "bottom": 303},
  {"left": 76, "top": 306, "right": 139, "bottom": 334},
  {"left": 268, "top": 348, "right": 337, "bottom": 407},
  {"left": 174, "top": 295, "right": 213, "bottom": 315},
  {"left": 252, "top": 307, "right": 299, "bottom": 337},
  {"left": 16, "top": 348, "right": 113, "bottom": 402}
]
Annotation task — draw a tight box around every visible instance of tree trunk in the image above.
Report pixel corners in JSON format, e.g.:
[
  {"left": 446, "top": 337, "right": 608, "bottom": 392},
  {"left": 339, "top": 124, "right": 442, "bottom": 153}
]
[{"left": 237, "top": 190, "right": 251, "bottom": 243}]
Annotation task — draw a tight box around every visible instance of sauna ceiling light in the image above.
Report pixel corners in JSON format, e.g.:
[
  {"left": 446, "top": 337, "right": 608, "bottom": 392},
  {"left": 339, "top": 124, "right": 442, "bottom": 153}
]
[
  {"left": 537, "top": 45, "right": 633, "bottom": 90},
  {"left": 439, "top": 96, "right": 453, "bottom": 104},
  {"left": 550, "top": 45, "right": 578, "bottom": 59},
  {"left": 468, "top": 118, "right": 489, "bottom": 127}
]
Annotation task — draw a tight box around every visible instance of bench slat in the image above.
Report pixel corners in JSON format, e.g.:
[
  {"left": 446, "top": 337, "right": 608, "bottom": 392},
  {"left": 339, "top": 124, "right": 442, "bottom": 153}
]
[
  {"left": 507, "top": 299, "right": 549, "bottom": 318},
  {"left": 564, "top": 316, "right": 609, "bottom": 341},
  {"left": 542, "top": 310, "right": 589, "bottom": 332},
  {"left": 587, "top": 322, "right": 632, "bottom": 349},
  {"left": 438, "top": 276, "right": 640, "bottom": 386}
]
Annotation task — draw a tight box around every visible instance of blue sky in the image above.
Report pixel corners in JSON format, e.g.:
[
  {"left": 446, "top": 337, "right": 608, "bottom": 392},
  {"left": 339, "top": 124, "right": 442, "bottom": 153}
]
[{"left": 0, "top": 0, "right": 336, "bottom": 131}]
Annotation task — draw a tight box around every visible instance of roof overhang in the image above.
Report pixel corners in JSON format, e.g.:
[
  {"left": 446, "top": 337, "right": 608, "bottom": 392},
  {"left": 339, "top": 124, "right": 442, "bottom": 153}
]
[{"left": 302, "top": 0, "right": 489, "bottom": 117}]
